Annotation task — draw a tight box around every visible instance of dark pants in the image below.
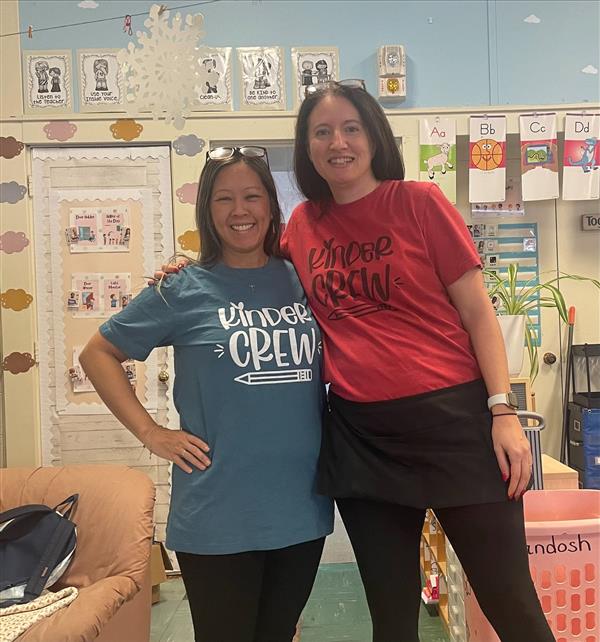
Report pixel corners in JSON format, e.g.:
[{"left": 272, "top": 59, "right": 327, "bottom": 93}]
[
  {"left": 337, "top": 498, "right": 556, "bottom": 642},
  {"left": 176, "top": 537, "right": 325, "bottom": 642}
]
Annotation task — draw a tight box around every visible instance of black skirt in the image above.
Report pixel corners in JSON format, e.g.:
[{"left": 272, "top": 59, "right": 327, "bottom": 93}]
[{"left": 317, "top": 379, "right": 510, "bottom": 509}]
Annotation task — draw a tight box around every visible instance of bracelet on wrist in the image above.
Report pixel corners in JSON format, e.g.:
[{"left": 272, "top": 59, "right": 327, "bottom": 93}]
[{"left": 491, "top": 412, "right": 518, "bottom": 418}]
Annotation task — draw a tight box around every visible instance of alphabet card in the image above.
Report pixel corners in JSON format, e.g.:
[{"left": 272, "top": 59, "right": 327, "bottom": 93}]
[
  {"left": 562, "top": 112, "right": 600, "bottom": 200},
  {"left": 469, "top": 115, "right": 507, "bottom": 204},
  {"left": 238, "top": 47, "right": 285, "bottom": 111},
  {"left": 23, "top": 50, "right": 72, "bottom": 114},
  {"left": 419, "top": 117, "right": 457, "bottom": 204},
  {"left": 519, "top": 113, "right": 559, "bottom": 201}
]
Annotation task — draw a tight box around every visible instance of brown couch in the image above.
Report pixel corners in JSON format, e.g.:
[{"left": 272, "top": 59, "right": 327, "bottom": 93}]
[{"left": 0, "top": 465, "right": 156, "bottom": 642}]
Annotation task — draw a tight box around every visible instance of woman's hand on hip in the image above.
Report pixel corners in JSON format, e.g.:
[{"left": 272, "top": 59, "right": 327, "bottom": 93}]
[
  {"left": 145, "top": 425, "right": 211, "bottom": 474},
  {"left": 491, "top": 414, "right": 532, "bottom": 500}
]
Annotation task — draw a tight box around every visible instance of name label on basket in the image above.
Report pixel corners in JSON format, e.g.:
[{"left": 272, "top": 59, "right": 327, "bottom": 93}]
[{"left": 527, "top": 534, "right": 592, "bottom": 555}]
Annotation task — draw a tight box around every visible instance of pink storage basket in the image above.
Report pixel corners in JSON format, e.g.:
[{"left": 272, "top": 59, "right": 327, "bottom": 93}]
[{"left": 465, "top": 489, "right": 600, "bottom": 642}]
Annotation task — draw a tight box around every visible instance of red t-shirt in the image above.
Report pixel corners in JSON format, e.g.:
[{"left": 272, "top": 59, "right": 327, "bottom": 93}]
[{"left": 281, "top": 180, "right": 482, "bottom": 402}]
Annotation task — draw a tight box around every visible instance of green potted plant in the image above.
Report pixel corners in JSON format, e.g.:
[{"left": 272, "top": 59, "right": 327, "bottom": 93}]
[{"left": 483, "top": 263, "right": 600, "bottom": 383}]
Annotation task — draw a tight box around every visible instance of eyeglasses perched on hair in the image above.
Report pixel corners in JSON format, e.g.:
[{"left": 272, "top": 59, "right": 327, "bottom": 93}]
[
  {"left": 304, "top": 78, "right": 366, "bottom": 98},
  {"left": 206, "top": 146, "right": 269, "bottom": 167}
]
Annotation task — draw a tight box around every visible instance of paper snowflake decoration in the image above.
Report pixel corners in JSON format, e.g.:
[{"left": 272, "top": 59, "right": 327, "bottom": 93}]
[{"left": 117, "top": 4, "right": 205, "bottom": 129}]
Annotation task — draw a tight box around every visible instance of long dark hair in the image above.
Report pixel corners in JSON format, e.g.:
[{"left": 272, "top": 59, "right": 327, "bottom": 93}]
[
  {"left": 294, "top": 84, "right": 405, "bottom": 202},
  {"left": 195, "top": 155, "right": 283, "bottom": 267}
]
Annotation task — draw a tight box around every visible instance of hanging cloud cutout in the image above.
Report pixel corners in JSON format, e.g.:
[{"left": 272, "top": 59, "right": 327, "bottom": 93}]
[
  {"left": 581, "top": 65, "right": 598, "bottom": 75},
  {"left": 524, "top": 14, "right": 541, "bottom": 24},
  {"left": 78, "top": 0, "right": 99, "bottom": 8}
]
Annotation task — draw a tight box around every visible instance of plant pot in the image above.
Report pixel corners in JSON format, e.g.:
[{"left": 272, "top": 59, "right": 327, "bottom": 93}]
[{"left": 497, "top": 314, "right": 526, "bottom": 376}]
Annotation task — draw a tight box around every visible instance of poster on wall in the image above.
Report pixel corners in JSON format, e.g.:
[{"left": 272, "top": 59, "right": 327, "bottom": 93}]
[
  {"left": 78, "top": 49, "right": 125, "bottom": 112},
  {"left": 194, "top": 47, "right": 232, "bottom": 111},
  {"left": 291, "top": 46, "right": 339, "bottom": 108},
  {"left": 22, "top": 50, "right": 72, "bottom": 114},
  {"left": 419, "top": 117, "right": 457, "bottom": 204},
  {"left": 468, "top": 115, "right": 507, "bottom": 204},
  {"left": 238, "top": 46, "right": 285, "bottom": 111},
  {"left": 519, "top": 113, "right": 559, "bottom": 202},
  {"left": 69, "top": 273, "right": 131, "bottom": 318},
  {"left": 65, "top": 206, "right": 131, "bottom": 253},
  {"left": 562, "top": 112, "right": 600, "bottom": 201}
]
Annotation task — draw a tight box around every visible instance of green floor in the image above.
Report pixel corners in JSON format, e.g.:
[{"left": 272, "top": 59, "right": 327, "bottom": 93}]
[{"left": 151, "top": 563, "right": 449, "bottom": 642}]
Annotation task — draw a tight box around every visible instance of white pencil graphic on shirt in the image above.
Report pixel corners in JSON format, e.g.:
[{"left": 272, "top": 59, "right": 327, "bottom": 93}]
[{"left": 234, "top": 369, "right": 312, "bottom": 385}]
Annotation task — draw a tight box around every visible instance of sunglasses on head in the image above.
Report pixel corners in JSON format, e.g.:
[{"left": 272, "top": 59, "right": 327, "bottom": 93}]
[
  {"left": 206, "top": 146, "right": 269, "bottom": 167},
  {"left": 304, "top": 78, "right": 366, "bottom": 98}
]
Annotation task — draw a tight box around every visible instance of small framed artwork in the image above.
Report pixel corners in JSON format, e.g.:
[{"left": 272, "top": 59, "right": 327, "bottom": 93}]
[
  {"left": 23, "top": 50, "right": 72, "bottom": 114},
  {"left": 291, "top": 46, "right": 339, "bottom": 108},
  {"left": 78, "top": 49, "right": 125, "bottom": 112},
  {"left": 194, "top": 47, "right": 233, "bottom": 111},
  {"left": 237, "top": 46, "right": 285, "bottom": 111}
]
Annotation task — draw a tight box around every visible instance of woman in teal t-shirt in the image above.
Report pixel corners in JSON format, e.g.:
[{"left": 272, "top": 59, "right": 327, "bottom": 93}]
[{"left": 80, "top": 147, "right": 333, "bottom": 642}]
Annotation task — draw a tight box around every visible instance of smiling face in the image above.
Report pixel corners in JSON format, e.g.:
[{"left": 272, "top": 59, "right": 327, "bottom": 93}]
[
  {"left": 307, "top": 95, "right": 378, "bottom": 203},
  {"left": 210, "top": 161, "right": 271, "bottom": 268}
]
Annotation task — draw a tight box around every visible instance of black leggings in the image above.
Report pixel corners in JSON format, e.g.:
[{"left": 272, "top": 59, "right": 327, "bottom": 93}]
[
  {"left": 337, "top": 498, "right": 556, "bottom": 642},
  {"left": 176, "top": 537, "right": 325, "bottom": 642}
]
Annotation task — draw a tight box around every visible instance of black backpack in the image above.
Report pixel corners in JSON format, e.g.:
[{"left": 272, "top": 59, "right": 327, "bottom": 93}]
[{"left": 0, "top": 494, "right": 78, "bottom": 608}]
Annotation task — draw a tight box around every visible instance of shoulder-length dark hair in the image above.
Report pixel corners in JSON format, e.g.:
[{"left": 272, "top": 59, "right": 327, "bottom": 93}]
[
  {"left": 195, "top": 155, "right": 283, "bottom": 267},
  {"left": 294, "top": 84, "right": 405, "bottom": 202}
]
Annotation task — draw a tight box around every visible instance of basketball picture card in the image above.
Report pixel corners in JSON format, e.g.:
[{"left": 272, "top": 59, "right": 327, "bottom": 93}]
[
  {"left": 419, "top": 117, "right": 457, "bottom": 203},
  {"left": 469, "top": 115, "right": 506, "bottom": 203},
  {"left": 519, "top": 113, "right": 559, "bottom": 201},
  {"left": 562, "top": 112, "right": 600, "bottom": 201}
]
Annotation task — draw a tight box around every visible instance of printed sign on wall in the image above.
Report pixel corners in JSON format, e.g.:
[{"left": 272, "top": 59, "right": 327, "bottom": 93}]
[
  {"left": 562, "top": 112, "right": 600, "bottom": 201},
  {"left": 238, "top": 47, "right": 285, "bottom": 111},
  {"left": 291, "top": 46, "right": 339, "bottom": 108},
  {"left": 419, "top": 117, "right": 457, "bottom": 204},
  {"left": 194, "top": 47, "right": 232, "bottom": 111},
  {"left": 78, "top": 49, "right": 125, "bottom": 112},
  {"left": 469, "top": 115, "right": 507, "bottom": 204},
  {"left": 23, "top": 50, "right": 72, "bottom": 114},
  {"left": 519, "top": 112, "right": 559, "bottom": 201}
]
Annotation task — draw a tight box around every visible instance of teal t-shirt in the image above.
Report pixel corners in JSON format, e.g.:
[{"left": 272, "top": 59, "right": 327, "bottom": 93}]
[{"left": 100, "top": 258, "right": 333, "bottom": 554}]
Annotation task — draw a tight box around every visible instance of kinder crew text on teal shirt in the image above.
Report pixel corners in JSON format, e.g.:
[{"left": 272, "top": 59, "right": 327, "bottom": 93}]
[{"left": 100, "top": 258, "right": 333, "bottom": 554}]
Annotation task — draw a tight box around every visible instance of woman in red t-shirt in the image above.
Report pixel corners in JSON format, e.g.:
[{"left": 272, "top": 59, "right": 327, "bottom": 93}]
[
  {"left": 156, "top": 84, "right": 554, "bottom": 641},
  {"left": 281, "top": 81, "right": 554, "bottom": 642}
]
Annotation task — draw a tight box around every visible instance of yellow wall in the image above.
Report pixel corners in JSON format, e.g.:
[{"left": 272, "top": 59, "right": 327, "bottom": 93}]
[{"left": 1, "top": 0, "right": 598, "bottom": 465}]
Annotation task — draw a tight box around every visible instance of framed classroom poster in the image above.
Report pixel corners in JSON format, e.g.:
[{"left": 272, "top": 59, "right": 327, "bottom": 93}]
[
  {"left": 194, "top": 46, "right": 233, "bottom": 111},
  {"left": 78, "top": 49, "right": 125, "bottom": 112},
  {"left": 22, "top": 50, "right": 72, "bottom": 114},
  {"left": 237, "top": 46, "right": 285, "bottom": 111},
  {"left": 291, "top": 46, "right": 339, "bottom": 108}
]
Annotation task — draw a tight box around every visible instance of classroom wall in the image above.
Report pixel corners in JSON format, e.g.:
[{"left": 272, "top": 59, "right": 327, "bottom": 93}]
[
  {"left": 15, "top": 0, "right": 600, "bottom": 111},
  {"left": 1, "top": 0, "right": 599, "bottom": 468}
]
